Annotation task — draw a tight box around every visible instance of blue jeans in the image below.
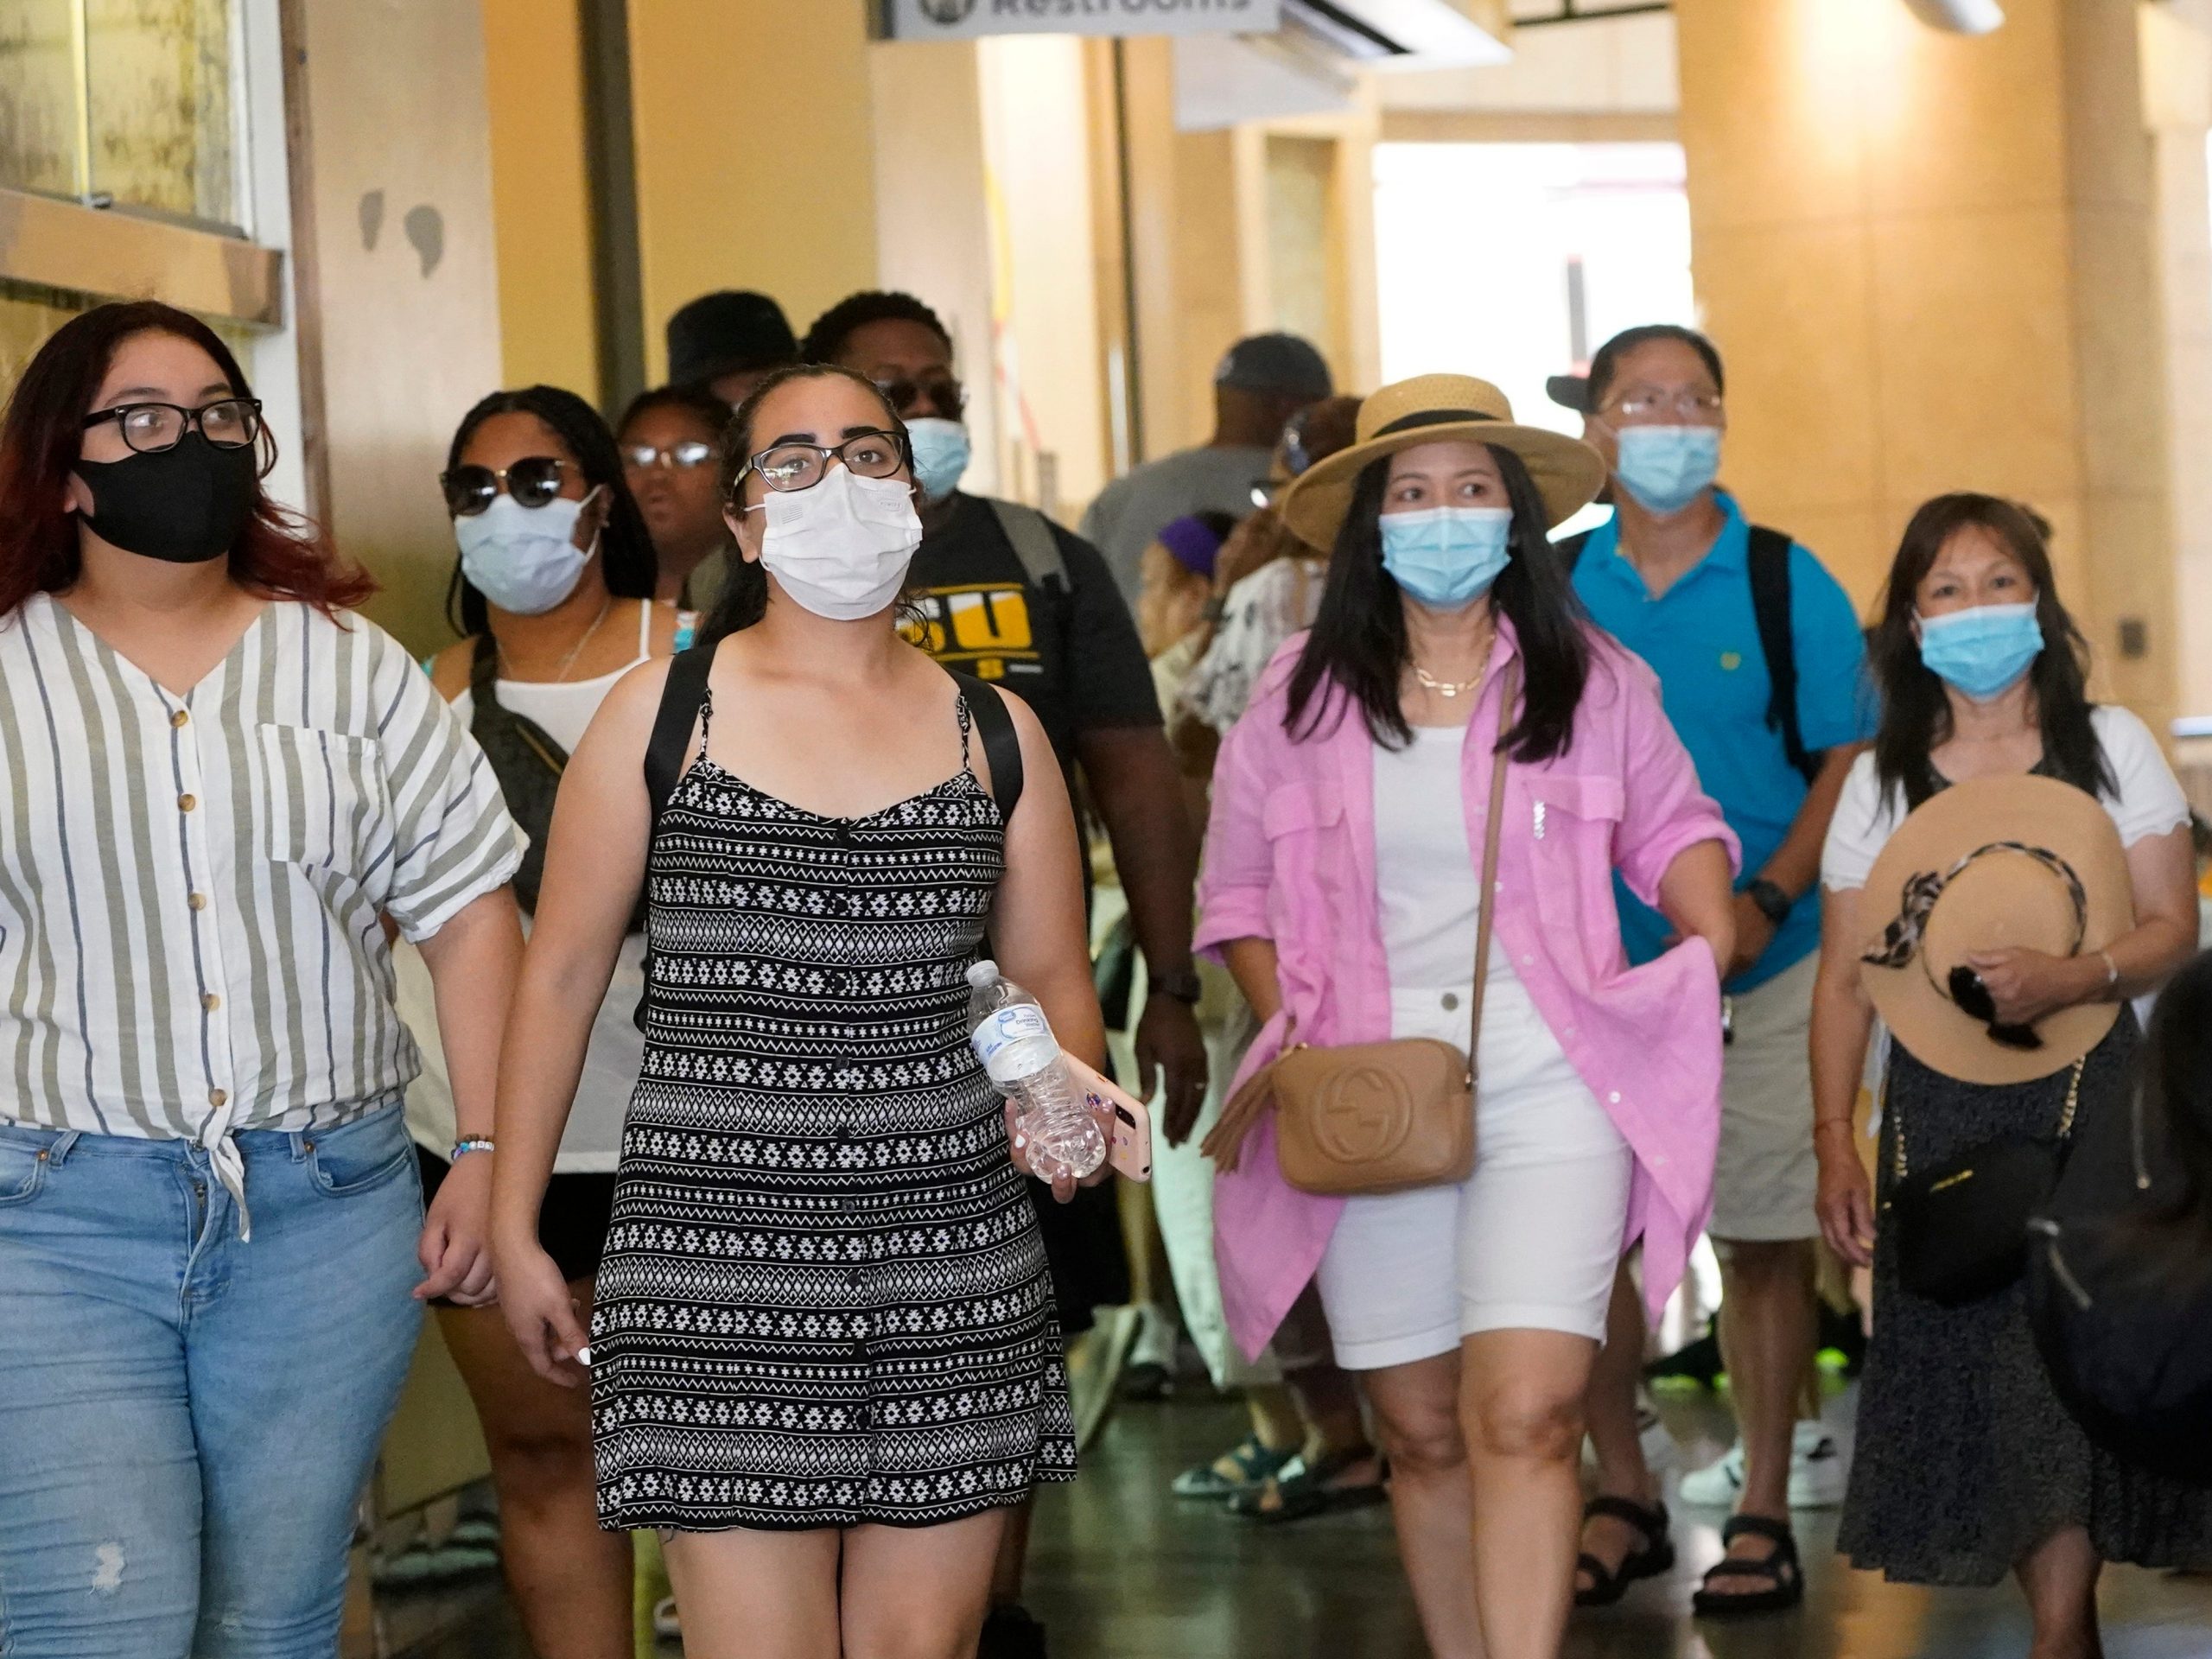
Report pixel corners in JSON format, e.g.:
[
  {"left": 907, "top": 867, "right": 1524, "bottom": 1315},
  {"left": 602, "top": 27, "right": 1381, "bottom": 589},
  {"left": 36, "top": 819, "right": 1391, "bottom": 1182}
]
[{"left": 0, "top": 1106, "right": 424, "bottom": 1659}]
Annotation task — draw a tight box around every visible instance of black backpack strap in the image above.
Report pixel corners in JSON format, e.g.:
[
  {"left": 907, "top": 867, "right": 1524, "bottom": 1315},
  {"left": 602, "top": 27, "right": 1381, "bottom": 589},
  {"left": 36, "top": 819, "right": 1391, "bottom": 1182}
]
[
  {"left": 645, "top": 643, "right": 716, "bottom": 824},
  {"left": 950, "top": 671, "right": 1024, "bottom": 824},
  {"left": 1746, "top": 525, "right": 1819, "bottom": 785}
]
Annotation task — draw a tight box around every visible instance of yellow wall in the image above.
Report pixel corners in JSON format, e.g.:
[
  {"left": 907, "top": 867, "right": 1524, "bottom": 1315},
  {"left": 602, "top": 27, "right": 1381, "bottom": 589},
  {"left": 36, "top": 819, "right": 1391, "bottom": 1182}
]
[
  {"left": 977, "top": 35, "right": 1110, "bottom": 518},
  {"left": 868, "top": 37, "right": 1003, "bottom": 494},
  {"left": 1675, "top": 0, "right": 2179, "bottom": 734},
  {"left": 626, "top": 0, "right": 880, "bottom": 385},
  {"left": 480, "top": 0, "right": 597, "bottom": 396},
  {"left": 293, "top": 0, "right": 506, "bottom": 656}
]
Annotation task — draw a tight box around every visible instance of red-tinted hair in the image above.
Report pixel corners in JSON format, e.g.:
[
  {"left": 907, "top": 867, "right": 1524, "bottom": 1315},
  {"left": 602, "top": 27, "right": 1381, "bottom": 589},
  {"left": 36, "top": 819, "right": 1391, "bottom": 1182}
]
[{"left": 0, "top": 301, "right": 374, "bottom": 619}]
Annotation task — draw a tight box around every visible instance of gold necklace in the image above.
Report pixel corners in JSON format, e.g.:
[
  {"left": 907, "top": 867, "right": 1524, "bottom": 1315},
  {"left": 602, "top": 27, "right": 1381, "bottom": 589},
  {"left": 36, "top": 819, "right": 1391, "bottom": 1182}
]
[{"left": 1412, "top": 653, "right": 1490, "bottom": 699}]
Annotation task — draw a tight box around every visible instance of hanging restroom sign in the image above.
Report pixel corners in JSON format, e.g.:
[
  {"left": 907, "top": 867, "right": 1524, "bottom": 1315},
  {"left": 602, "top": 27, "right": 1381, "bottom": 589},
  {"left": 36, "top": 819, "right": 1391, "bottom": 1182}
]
[{"left": 877, "top": 0, "right": 1283, "bottom": 41}]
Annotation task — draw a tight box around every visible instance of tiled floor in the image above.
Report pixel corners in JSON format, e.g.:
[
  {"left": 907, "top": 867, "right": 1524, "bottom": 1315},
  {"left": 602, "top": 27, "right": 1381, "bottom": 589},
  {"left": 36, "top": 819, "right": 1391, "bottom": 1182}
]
[{"left": 393, "top": 1388, "right": 2212, "bottom": 1657}]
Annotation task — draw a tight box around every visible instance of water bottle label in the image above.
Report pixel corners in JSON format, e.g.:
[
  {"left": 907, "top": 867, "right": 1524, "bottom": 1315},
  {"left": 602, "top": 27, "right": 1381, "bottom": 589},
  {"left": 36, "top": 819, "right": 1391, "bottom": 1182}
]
[{"left": 972, "top": 1005, "right": 1051, "bottom": 1070}]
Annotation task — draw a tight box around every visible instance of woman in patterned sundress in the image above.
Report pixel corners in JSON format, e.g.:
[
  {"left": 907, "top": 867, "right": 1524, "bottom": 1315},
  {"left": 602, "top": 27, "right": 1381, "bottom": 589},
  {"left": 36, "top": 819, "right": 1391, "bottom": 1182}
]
[{"left": 492, "top": 364, "right": 1106, "bottom": 1659}]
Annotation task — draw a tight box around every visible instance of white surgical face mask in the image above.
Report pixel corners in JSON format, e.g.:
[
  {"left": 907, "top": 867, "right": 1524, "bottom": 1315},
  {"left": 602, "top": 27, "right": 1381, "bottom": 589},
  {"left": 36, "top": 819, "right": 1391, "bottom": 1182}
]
[
  {"left": 751, "top": 464, "right": 923, "bottom": 620},
  {"left": 456, "top": 488, "right": 599, "bottom": 616}
]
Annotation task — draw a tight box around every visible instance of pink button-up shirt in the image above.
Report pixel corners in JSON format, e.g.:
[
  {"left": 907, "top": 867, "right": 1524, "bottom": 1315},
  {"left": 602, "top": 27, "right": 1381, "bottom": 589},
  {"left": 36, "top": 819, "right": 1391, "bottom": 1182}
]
[{"left": 1195, "top": 620, "right": 1739, "bottom": 1361}]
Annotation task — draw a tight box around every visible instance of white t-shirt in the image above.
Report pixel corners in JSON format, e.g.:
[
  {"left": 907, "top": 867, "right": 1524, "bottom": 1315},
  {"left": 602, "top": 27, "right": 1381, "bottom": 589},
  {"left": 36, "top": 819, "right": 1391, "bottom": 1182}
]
[
  {"left": 398, "top": 617, "right": 659, "bottom": 1173},
  {"left": 1820, "top": 704, "right": 2190, "bottom": 894}
]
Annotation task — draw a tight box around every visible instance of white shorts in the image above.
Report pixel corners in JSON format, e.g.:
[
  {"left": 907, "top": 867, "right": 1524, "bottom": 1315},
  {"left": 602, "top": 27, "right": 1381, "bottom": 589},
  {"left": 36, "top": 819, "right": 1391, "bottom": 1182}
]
[
  {"left": 1711, "top": 950, "right": 1820, "bottom": 1243},
  {"left": 1314, "top": 976, "right": 1634, "bottom": 1370}
]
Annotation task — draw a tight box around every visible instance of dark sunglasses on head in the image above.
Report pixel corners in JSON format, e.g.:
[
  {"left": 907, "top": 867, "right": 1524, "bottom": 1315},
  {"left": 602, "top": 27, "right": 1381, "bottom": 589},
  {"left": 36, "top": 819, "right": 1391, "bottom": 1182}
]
[
  {"left": 622, "top": 440, "right": 715, "bottom": 473},
  {"left": 441, "top": 456, "right": 568, "bottom": 517},
  {"left": 1946, "top": 965, "right": 2044, "bottom": 1051}
]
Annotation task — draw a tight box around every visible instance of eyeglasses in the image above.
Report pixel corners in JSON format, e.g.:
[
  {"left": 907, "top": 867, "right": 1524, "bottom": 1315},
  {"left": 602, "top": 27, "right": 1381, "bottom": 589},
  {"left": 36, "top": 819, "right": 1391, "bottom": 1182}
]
[
  {"left": 622, "top": 439, "right": 716, "bottom": 474},
  {"left": 741, "top": 430, "right": 909, "bottom": 494},
  {"left": 1601, "top": 389, "right": 1725, "bottom": 424},
  {"left": 871, "top": 374, "right": 966, "bottom": 422},
  {"left": 441, "top": 456, "right": 569, "bottom": 517},
  {"left": 82, "top": 397, "right": 263, "bottom": 455}
]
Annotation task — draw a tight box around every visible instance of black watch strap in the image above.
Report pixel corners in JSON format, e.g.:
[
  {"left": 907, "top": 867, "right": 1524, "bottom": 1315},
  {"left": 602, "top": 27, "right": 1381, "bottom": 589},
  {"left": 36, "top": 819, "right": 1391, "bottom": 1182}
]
[
  {"left": 1745, "top": 877, "right": 1793, "bottom": 927},
  {"left": 1150, "top": 969, "right": 1204, "bottom": 1005}
]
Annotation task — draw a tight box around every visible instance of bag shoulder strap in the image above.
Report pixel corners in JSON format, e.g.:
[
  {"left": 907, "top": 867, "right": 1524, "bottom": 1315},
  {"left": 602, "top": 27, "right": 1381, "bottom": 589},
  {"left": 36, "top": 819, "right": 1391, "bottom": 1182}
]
[
  {"left": 645, "top": 643, "right": 716, "bottom": 825},
  {"left": 949, "top": 670, "right": 1025, "bottom": 823},
  {"left": 1465, "top": 661, "right": 1521, "bottom": 1080},
  {"left": 1745, "top": 525, "right": 1818, "bottom": 785},
  {"left": 988, "top": 499, "right": 1069, "bottom": 594}
]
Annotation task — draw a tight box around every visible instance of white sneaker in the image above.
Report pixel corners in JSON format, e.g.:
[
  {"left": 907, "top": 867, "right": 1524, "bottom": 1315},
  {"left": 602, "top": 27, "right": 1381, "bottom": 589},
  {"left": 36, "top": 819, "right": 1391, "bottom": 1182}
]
[
  {"left": 1679, "top": 1422, "right": 1846, "bottom": 1510},
  {"left": 1581, "top": 1397, "right": 1679, "bottom": 1475}
]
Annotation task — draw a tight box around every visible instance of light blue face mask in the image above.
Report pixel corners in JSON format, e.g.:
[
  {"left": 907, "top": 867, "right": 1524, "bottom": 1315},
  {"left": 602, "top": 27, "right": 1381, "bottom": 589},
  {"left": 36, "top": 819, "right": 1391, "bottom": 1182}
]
[
  {"left": 1612, "top": 424, "right": 1721, "bottom": 516},
  {"left": 456, "top": 488, "right": 598, "bottom": 616},
  {"left": 1380, "top": 506, "right": 1513, "bottom": 612},
  {"left": 905, "top": 416, "right": 971, "bottom": 505},
  {"left": 1916, "top": 601, "right": 2044, "bottom": 701}
]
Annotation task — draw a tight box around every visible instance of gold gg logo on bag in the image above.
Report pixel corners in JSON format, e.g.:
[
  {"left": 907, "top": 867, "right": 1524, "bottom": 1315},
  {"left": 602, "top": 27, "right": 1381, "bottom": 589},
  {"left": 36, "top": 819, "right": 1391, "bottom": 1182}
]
[{"left": 1312, "top": 1068, "right": 1414, "bottom": 1162}]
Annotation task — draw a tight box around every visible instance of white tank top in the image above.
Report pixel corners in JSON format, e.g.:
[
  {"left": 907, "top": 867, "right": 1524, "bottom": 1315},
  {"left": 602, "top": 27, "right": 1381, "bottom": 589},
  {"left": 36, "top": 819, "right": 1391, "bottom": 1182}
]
[{"left": 399, "top": 603, "right": 658, "bottom": 1173}]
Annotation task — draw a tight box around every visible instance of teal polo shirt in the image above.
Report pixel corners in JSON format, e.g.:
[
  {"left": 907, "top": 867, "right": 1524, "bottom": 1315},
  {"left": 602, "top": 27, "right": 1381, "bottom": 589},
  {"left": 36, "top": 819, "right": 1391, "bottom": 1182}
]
[{"left": 1571, "top": 493, "right": 1874, "bottom": 991}]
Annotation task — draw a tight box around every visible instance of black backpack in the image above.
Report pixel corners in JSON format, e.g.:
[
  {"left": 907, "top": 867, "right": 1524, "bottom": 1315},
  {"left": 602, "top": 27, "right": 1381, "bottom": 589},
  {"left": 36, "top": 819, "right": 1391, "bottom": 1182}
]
[
  {"left": 2027, "top": 1020, "right": 2212, "bottom": 1486},
  {"left": 631, "top": 645, "right": 1027, "bottom": 1032},
  {"left": 1559, "top": 523, "right": 1820, "bottom": 785}
]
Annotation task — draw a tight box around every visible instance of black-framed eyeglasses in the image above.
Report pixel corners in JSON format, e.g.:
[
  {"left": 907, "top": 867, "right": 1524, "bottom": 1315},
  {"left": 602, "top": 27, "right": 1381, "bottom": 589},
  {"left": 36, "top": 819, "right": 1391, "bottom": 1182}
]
[
  {"left": 740, "top": 430, "right": 909, "bottom": 495},
  {"left": 622, "top": 439, "right": 716, "bottom": 474},
  {"left": 82, "top": 397, "right": 263, "bottom": 455},
  {"left": 872, "top": 373, "right": 966, "bottom": 422},
  {"left": 441, "top": 456, "right": 569, "bottom": 517}
]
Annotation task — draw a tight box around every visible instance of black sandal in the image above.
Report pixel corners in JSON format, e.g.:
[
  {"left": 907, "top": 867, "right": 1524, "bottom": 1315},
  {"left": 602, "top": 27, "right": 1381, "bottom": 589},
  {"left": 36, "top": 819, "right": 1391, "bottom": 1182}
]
[
  {"left": 1228, "top": 1446, "right": 1389, "bottom": 1524},
  {"left": 1691, "top": 1514, "right": 1804, "bottom": 1617},
  {"left": 1573, "top": 1496, "right": 1675, "bottom": 1608}
]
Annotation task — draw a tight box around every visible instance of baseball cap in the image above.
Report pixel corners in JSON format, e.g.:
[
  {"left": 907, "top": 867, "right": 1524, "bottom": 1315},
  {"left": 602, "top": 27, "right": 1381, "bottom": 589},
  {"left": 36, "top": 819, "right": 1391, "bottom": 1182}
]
[
  {"left": 666, "top": 291, "right": 798, "bottom": 388},
  {"left": 1214, "top": 333, "right": 1334, "bottom": 402}
]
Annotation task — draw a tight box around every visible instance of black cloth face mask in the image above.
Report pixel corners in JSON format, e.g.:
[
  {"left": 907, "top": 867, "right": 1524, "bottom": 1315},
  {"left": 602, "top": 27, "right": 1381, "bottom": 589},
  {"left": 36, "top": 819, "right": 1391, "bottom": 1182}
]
[{"left": 73, "top": 432, "right": 259, "bottom": 565}]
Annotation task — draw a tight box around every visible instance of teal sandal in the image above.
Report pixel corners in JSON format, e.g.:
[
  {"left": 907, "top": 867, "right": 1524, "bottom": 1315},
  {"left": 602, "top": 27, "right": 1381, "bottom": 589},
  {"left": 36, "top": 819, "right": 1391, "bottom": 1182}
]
[{"left": 1171, "top": 1433, "right": 1295, "bottom": 1500}]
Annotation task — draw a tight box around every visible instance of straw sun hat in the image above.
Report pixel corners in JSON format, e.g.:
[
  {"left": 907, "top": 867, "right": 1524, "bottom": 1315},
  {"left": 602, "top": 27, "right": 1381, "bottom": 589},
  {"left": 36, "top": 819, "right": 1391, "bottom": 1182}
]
[
  {"left": 1859, "top": 775, "right": 2134, "bottom": 1085},
  {"left": 1279, "top": 374, "right": 1606, "bottom": 552}
]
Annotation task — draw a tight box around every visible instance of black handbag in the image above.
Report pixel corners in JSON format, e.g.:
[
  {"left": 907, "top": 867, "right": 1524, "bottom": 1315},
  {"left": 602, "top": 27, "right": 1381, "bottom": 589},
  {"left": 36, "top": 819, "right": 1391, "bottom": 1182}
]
[{"left": 1889, "top": 1057, "right": 2083, "bottom": 1307}]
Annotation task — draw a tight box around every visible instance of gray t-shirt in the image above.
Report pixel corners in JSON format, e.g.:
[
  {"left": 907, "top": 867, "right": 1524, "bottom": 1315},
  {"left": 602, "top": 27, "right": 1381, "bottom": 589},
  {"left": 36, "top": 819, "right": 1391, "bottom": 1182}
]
[{"left": 1079, "top": 443, "right": 1272, "bottom": 604}]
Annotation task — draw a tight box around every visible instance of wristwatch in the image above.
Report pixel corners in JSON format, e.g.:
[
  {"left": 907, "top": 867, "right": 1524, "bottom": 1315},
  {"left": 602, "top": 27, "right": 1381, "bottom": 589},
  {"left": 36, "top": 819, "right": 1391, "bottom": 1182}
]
[
  {"left": 1149, "top": 969, "right": 1204, "bottom": 1005},
  {"left": 1744, "top": 877, "right": 1793, "bottom": 928}
]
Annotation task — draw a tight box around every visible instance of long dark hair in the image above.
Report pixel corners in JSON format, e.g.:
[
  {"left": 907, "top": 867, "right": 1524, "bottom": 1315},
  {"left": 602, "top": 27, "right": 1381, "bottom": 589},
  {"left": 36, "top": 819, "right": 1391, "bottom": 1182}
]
[
  {"left": 442, "top": 385, "right": 658, "bottom": 636},
  {"left": 1869, "top": 493, "right": 2112, "bottom": 810},
  {"left": 2123, "top": 951, "right": 2212, "bottom": 1263},
  {"left": 700, "top": 363, "right": 909, "bottom": 642},
  {"left": 1285, "top": 442, "right": 1590, "bottom": 760},
  {"left": 0, "top": 301, "right": 372, "bottom": 619}
]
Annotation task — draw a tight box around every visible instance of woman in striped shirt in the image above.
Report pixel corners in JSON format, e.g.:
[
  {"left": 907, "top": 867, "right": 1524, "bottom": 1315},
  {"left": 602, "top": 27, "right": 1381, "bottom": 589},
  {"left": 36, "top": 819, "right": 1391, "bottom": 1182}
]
[{"left": 0, "top": 302, "right": 526, "bottom": 1658}]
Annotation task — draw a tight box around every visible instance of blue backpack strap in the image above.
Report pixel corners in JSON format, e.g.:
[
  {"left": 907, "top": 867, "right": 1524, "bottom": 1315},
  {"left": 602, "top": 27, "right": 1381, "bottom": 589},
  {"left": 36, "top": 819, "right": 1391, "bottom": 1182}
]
[{"left": 950, "top": 671, "right": 1024, "bottom": 824}]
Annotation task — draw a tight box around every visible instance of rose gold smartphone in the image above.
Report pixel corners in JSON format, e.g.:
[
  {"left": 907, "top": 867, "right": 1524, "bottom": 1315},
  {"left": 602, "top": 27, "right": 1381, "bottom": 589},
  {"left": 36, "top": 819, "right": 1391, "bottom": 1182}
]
[{"left": 1063, "top": 1053, "right": 1154, "bottom": 1183}]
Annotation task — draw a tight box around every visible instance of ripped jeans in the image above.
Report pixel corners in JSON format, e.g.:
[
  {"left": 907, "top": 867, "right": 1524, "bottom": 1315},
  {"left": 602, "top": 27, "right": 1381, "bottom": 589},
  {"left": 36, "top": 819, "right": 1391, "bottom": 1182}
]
[{"left": 0, "top": 1106, "right": 423, "bottom": 1658}]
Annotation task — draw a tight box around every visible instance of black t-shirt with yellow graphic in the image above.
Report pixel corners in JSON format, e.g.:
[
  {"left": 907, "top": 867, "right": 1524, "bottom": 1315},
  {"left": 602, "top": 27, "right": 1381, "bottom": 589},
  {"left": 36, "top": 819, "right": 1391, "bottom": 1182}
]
[{"left": 906, "top": 492, "right": 1162, "bottom": 779}]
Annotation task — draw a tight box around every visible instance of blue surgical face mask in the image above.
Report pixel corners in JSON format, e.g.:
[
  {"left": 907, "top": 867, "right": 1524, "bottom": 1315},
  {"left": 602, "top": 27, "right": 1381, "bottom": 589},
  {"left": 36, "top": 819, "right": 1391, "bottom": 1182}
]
[
  {"left": 1916, "top": 601, "right": 2044, "bottom": 701},
  {"left": 905, "top": 417, "right": 970, "bottom": 505},
  {"left": 456, "top": 488, "right": 598, "bottom": 616},
  {"left": 1380, "top": 505, "right": 1513, "bottom": 612},
  {"left": 1612, "top": 424, "right": 1721, "bottom": 516}
]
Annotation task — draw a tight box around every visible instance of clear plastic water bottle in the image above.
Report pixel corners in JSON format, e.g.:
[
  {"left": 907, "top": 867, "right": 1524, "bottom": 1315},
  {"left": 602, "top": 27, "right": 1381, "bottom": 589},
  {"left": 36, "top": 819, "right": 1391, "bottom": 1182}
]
[{"left": 965, "top": 959, "right": 1107, "bottom": 1184}]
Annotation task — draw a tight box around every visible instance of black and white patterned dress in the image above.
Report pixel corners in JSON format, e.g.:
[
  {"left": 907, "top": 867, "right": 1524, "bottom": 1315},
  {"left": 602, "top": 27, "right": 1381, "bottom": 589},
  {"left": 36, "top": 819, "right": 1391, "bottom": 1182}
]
[{"left": 590, "top": 687, "right": 1077, "bottom": 1532}]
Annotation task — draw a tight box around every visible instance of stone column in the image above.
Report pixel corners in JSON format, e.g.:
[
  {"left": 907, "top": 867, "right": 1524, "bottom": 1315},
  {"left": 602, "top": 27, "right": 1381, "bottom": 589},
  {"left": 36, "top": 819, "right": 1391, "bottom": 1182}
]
[{"left": 1675, "top": 0, "right": 2181, "bottom": 732}]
